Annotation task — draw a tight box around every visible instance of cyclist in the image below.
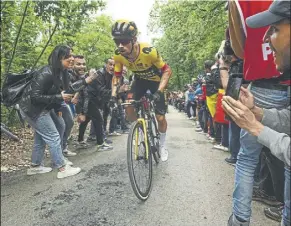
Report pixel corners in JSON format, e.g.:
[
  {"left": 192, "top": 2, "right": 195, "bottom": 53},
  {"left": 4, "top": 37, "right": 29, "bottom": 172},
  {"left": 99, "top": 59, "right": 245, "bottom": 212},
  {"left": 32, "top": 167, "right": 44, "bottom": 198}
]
[{"left": 111, "top": 19, "right": 172, "bottom": 162}]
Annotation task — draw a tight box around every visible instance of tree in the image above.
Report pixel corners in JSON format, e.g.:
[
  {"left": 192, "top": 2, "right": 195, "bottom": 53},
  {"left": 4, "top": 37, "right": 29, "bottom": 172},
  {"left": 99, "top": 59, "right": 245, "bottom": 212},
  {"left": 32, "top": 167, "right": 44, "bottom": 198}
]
[
  {"left": 149, "top": 0, "right": 227, "bottom": 90},
  {"left": 0, "top": 0, "right": 115, "bottom": 124}
]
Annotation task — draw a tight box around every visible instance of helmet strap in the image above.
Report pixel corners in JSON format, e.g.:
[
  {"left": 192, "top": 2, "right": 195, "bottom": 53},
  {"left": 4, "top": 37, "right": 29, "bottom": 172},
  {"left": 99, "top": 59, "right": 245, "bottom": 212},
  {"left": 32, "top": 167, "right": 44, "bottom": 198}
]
[{"left": 129, "top": 39, "right": 134, "bottom": 55}]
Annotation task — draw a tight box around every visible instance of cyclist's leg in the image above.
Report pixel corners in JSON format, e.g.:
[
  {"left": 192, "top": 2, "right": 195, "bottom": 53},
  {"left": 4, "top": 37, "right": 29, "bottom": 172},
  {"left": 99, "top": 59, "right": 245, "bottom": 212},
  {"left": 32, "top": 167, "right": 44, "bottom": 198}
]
[
  {"left": 149, "top": 81, "right": 168, "bottom": 160},
  {"left": 125, "top": 79, "right": 146, "bottom": 122},
  {"left": 149, "top": 81, "right": 167, "bottom": 133}
]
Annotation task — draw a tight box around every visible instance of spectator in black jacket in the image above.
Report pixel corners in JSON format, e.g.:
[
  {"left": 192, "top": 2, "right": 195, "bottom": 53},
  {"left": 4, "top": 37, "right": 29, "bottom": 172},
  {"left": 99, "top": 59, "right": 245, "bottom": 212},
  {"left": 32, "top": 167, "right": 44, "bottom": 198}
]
[
  {"left": 76, "top": 56, "right": 113, "bottom": 151},
  {"left": 204, "top": 60, "right": 216, "bottom": 140},
  {"left": 87, "top": 58, "right": 122, "bottom": 140},
  {"left": 19, "top": 45, "right": 82, "bottom": 179}
]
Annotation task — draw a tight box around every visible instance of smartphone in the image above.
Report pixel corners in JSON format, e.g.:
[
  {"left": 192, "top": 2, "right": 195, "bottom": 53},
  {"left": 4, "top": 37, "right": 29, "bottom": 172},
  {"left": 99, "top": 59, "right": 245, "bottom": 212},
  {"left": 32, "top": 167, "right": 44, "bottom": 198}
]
[
  {"left": 225, "top": 73, "right": 243, "bottom": 122},
  {"left": 225, "top": 73, "right": 243, "bottom": 100}
]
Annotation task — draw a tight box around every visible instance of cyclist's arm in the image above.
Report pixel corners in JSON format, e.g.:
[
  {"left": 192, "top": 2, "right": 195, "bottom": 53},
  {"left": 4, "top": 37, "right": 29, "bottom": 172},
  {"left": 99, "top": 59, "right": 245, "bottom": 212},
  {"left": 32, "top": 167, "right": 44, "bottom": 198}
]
[
  {"left": 150, "top": 47, "right": 172, "bottom": 92},
  {"left": 158, "top": 64, "right": 172, "bottom": 92}
]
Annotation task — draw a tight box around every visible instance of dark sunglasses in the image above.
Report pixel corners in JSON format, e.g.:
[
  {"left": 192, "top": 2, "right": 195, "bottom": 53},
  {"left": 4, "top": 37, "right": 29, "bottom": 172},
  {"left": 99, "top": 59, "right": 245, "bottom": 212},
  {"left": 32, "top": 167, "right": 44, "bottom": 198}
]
[{"left": 114, "top": 39, "right": 131, "bottom": 46}]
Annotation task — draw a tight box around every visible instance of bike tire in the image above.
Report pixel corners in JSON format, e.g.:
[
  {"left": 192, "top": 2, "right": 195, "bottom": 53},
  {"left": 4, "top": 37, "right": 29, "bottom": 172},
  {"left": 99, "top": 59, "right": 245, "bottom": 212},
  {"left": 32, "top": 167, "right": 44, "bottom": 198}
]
[
  {"left": 150, "top": 116, "right": 160, "bottom": 164},
  {"left": 127, "top": 120, "right": 153, "bottom": 201}
]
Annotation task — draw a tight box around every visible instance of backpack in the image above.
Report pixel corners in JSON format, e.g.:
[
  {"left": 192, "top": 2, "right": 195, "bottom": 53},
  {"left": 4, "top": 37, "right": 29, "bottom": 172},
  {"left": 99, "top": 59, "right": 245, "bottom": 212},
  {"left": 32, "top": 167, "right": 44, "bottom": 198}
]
[{"left": 1, "top": 70, "right": 35, "bottom": 107}]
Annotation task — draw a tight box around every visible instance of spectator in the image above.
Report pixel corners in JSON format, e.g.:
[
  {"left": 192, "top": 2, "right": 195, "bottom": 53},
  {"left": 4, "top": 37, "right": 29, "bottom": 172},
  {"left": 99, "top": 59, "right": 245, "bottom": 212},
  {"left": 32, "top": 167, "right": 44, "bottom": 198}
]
[
  {"left": 204, "top": 60, "right": 216, "bottom": 141},
  {"left": 18, "top": 45, "right": 81, "bottom": 179},
  {"left": 76, "top": 56, "right": 113, "bottom": 151},
  {"left": 70, "top": 55, "right": 90, "bottom": 148},
  {"left": 114, "top": 67, "right": 130, "bottom": 133},
  {"left": 87, "top": 58, "right": 121, "bottom": 139},
  {"left": 196, "top": 75, "right": 207, "bottom": 133},
  {"left": 186, "top": 86, "right": 196, "bottom": 119},
  {"left": 229, "top": 0, "right": 288, "bottom": 219},
  {"left": 218, "top": 36, "right": 244, "bottom": 164},
  {"left": 226, "top": 0, "right": 290, "bottom": 225}
]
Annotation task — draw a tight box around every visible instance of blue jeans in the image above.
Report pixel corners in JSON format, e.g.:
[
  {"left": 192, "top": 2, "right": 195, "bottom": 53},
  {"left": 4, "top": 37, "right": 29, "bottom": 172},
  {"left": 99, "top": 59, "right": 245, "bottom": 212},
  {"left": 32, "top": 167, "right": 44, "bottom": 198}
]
[
  {"left": 68, "top": 103, "right": 76, "bottom": 117},
  {"left": 283, "top": 167, "right": 290, "bottom": 226},
  {"left": 23, "top": 110, "right": 65, "bottom": 168},
  {"left": 233, "top": 85, "right": 289, "bottom": 221},
  {"left": 229, "top": 121, "right": 241, "bottom": 159},
  {"left": 60, "top": 102, "right": 74, "bottom": 150}
]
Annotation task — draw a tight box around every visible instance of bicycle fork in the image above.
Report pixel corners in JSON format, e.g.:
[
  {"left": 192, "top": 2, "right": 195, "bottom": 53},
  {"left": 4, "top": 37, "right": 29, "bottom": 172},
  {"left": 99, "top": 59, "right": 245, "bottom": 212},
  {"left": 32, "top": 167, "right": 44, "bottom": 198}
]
[{"left": 135, "top": 118, "right": 149, "bottom": 160}]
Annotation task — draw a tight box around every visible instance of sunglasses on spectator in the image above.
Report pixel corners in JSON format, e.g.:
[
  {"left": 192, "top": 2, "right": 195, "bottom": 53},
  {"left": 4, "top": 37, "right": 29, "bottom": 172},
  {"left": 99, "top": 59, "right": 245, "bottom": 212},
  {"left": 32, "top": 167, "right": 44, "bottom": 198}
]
[{"left": 114, "top": 39, "right": 131, "bottom": 46}]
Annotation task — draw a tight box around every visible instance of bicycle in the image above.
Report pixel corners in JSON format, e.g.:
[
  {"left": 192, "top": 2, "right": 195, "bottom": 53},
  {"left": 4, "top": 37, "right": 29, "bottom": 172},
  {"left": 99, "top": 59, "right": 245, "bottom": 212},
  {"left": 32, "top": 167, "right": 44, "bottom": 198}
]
[{"left": 121, "top": 92, "right": 160, "bottom": 201}]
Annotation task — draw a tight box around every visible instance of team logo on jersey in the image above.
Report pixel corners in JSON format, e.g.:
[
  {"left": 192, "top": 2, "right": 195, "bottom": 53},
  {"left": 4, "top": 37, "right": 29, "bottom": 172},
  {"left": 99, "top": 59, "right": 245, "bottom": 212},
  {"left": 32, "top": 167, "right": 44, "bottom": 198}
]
[{"left": 142, "top": 47, "right": 153, "bottom": 54}]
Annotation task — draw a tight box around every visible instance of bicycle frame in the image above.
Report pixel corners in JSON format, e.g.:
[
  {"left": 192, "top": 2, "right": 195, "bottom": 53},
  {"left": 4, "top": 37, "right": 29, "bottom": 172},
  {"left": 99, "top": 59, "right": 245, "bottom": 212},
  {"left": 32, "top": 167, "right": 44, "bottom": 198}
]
[{"left": 122, "top": 95, "right": 155, "bottom": 161}]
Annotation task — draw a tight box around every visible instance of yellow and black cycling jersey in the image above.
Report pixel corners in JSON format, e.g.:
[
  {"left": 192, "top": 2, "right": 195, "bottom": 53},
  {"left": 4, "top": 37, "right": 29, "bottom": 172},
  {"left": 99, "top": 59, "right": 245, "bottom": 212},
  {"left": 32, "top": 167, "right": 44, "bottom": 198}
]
[{"left": 114, "top": 43, "right": 166, "bottom": 82}]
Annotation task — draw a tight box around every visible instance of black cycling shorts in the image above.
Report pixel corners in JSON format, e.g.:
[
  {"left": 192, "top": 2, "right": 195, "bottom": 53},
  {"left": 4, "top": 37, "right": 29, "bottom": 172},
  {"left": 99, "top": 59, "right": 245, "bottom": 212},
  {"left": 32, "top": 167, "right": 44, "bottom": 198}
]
[{"left": 128, "top": 79, "right": 166, "bottom": 115}]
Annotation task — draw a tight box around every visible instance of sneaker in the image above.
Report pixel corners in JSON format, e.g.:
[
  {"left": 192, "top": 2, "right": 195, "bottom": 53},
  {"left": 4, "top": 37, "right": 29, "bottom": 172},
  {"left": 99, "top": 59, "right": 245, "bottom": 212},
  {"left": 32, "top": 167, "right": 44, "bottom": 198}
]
[
  {"left": 252, "top": 188, "right": 283, "bottom": 207},
  {"left": 77, "top": 140, "right": 89, "bottom": 148},
  {"left": 108, "top": 131, "right": 122, "bottom": 136},
  {"left": 63, "top": 149, "right": 77, "bottom": 157},
  {"left": 225, "top": 157, "right": 237, "bottom": 166},
  {"left": 227, "top": 214, "right": 250, "bottom": 226},
  {"left": 208, "top": 137, "right": 215, "bottom": 142},
  {"left": 27, "top": 166, "right": 52, "bottom": 175},
  {"left": 195, "top": 127, "right": 203, "bottom": 132},
  {"left": 57, "top": 165, "right": 81, "bottom": 179},
  {"left": 264, "top": 206, "right": 284, "bottom": 222},
  {"left": 213, "top": 144, "right": 229, "bottom": 152},
  {"left": 104, "top": 138, "right": 113, "bottom": 144},
  {"left": 64, "top": 157, "right": 73, "bottom": 166},
  {"left": 160, "top": 146, "right": 168, "bottom": 162},
  {"left": 190, "top": 116, "right": 194, "bottom": 120},
  {"left": 97, "top": 142, "right": 113, "bottom": 151},
  {"left": 86, "top": 136, "right": 96, "bottom": 142}
]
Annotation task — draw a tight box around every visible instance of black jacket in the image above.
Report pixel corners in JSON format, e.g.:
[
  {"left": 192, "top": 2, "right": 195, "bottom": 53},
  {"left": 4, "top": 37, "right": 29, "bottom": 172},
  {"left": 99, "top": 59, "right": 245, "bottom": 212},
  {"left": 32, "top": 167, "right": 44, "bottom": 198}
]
[
  {"left": 19, "top": 65, "right": 65, "bottom": 120},
  {"left": 76, "top": 70, "right": 111, "bottom": 115},
  {"left": 97, "top": 67, "right": 113, "bottom": 91},
  {"left": 205, "top": 72, "right": 218, "bottom": 96}
]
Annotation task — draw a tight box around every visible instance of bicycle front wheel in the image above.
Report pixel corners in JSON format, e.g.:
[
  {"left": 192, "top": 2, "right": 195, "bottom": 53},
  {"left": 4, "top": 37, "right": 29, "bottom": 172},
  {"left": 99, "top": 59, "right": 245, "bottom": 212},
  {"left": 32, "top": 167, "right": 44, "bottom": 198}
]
[{"left": 127, "top": 120, "right": 153, "bottom": 201}]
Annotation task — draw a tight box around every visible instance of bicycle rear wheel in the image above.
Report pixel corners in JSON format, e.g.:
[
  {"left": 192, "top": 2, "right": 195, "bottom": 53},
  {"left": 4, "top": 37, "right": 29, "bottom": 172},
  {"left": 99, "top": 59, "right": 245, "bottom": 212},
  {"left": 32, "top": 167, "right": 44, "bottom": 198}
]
[{"left": 127, "top": 120, "right": 153, "bottom": 201}]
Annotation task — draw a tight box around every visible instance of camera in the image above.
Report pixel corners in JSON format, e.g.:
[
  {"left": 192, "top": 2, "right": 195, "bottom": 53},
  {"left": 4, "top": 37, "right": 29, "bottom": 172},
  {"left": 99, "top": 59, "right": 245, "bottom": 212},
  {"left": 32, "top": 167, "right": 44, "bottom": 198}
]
[{"left": 215, "top": 40, "right": 235, "bottom": 64}]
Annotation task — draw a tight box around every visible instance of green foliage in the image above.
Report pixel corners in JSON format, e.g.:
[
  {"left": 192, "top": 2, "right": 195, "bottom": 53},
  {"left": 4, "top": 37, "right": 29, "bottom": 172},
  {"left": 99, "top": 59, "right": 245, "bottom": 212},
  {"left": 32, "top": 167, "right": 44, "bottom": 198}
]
[
  {"left": 0, "top": 0, "right": 114, "bottom": 125},
  {"left": 149, "top": 0, "right": 227, "bottom": 90}
]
